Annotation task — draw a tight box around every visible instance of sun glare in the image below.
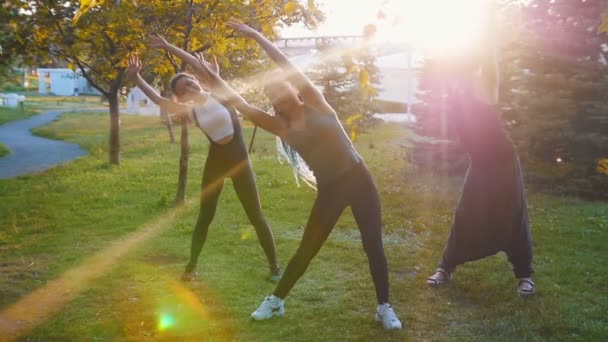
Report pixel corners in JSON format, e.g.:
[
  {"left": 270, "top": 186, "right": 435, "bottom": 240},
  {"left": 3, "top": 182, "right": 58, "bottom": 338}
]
[{"left": 379, "top": 0, "right": 489, "bottom": 53}]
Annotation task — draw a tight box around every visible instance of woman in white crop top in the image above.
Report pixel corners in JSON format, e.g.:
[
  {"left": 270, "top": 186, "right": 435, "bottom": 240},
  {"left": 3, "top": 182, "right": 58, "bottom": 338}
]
[{"left": 126, "top": 35, "right": 281, "bottom": 283}]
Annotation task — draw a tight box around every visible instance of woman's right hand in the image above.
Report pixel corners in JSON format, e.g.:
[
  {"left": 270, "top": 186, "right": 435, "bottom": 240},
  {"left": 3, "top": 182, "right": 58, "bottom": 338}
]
[
  {"left": 126, "top": 54, "right": 142, "bottom": 79},
  {"left": 227, "top": 18, "right": 258, "bottom": 38},
  {"left": 149, "top": 34, "right": 170, "bottom": 49}
]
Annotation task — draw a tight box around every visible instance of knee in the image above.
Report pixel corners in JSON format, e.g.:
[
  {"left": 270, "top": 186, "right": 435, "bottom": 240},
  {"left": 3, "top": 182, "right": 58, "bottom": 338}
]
[
  {"left": 195, "top": 210, "right": 215, "bottom": 230},
  {"left": 248, "top": 212, "right": 268, "bottom": 230},
  {"left": 291, "top": 243, "right": 318, "bottom": 267}
]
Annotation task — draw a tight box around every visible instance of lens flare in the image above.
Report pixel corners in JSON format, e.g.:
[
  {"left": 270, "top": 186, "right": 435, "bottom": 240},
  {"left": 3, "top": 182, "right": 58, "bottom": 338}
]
[{"left": 157, "top": 312, "right": 176, "bottom": 331}]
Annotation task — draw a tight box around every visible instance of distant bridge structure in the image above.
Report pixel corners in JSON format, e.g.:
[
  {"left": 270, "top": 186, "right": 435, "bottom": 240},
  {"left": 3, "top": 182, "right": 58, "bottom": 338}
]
[{"left": 275, "top": 35, "right": 363, "bottom": 55}]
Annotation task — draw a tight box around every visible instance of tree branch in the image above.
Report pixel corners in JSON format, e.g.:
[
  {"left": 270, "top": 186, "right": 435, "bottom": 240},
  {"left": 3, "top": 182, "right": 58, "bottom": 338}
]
[{"left": 74, "top": 59, "right": 110, "bottom": 97}]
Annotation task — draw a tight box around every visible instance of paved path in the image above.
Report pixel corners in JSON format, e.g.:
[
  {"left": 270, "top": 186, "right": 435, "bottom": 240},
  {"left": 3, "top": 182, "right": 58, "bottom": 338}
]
[{"left": 0, "top": 110, "right": 87, "bottom": 179}]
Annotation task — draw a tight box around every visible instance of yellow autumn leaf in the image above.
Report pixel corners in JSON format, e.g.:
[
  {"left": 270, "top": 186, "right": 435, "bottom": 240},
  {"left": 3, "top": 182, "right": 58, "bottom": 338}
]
[
  {"left": 284, "top": 1, "right": 299, "bottom": 14},
  {"left": 358, "top": 70, "right": 370, "bottom": 87},
  {"left": 599, "top": 13, "right": 608, "bottom": 33},
  {"left": 597, "top": 159, "right": 608, "bottom": 175},
  {"left": 347, "top": 64, "right": 360, "bottom": 74},
  {"left": 347, "top": 113, "right": 364, "bottom": 126},
  {"left": 74, "top": 0, "right": 103, "bottom": 23}
]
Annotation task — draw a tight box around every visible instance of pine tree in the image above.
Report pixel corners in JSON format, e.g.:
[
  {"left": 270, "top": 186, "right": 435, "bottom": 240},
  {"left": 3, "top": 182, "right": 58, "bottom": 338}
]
[
  {"left": 501, "top": 0, "right": 608, "bottom": 198},
  {"left": 306, "top": 39, "right": 381, "bottom": 140},
  {"left": 410, "top": 58, "right": 468, "bottom": 175}
]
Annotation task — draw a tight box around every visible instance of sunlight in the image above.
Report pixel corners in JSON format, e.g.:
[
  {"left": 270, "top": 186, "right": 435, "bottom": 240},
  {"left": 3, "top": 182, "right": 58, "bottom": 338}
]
[{"left": 379, "top": 0, "right": 489, "bottom": 53}]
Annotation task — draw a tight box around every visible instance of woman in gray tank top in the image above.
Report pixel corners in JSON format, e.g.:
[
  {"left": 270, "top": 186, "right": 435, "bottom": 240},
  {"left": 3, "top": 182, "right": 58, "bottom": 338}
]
[{"left": 193, "top": 19, "right": 402, "bottom": 330}]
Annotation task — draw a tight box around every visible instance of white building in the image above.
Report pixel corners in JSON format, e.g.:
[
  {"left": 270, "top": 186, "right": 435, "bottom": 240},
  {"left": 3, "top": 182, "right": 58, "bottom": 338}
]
[
  {"left": 37, "top": 68, "right": 100, "bottom": 96},
  {"left": 124, "top": 87, "right": 160, "bottom": 116},
  {"left": 375, "top": 51, "right": 423, "bottom": 113}
]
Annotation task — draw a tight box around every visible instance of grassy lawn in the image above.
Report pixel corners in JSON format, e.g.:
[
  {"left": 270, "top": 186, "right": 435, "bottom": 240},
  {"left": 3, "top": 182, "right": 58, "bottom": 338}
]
[
  {"left": 0, "top": 95, "right": 105, "bottom": 126},
  {"left": 0, "top": 113, "right": 606, "bottom": 341},
  {"left": 0, "top": 106, "right": 38, "bottom": 126},
  {"left": 0, "top": 143, "right": 9, "bottom": 157}
]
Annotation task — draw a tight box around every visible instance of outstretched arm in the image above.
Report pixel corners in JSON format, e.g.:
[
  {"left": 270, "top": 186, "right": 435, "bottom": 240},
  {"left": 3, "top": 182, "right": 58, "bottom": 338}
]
[
  {"left": 227, "top": 19, "right": 332, "bottom": 113},
  {"left": 149, "top": 35, "right": 219, "bottom": 79},
  {"left": 193, "top": 54, "right": 288, "bottom": 138},
  {"left": 126, "top": 55, "right": 190, "bottom": 117}
]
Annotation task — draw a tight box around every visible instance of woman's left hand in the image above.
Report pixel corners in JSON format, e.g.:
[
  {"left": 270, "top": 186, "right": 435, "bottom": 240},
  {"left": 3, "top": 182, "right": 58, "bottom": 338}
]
[
  {"left": 149, "top": 34, "right": 170, "bottom": 49},
  {"left": 193, "top": 52, "right": 224, "bottom": 88}
]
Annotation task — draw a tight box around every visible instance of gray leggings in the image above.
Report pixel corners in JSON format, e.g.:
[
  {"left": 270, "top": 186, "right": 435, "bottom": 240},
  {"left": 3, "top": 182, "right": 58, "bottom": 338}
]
[{"left": 273, "top": 163, "right": 390, "bottom": 304}]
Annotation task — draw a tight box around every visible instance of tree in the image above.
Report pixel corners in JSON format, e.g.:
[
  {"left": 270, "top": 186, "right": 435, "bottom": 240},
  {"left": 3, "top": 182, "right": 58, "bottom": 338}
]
[
  {"left": 0, "top": 2, "right": 36, "bottom": 82},
  {"left": 7, "top": 0, "right": 149, "bottom": 165},
  {"left": 306, "top": 36, "right": 381, "bottom": 141},
  {"left": 500, "top": 0, "right": 608, "bottom": 198},
  {"left": 410, "top": 57, "right": 468, "bottom": 175},
  {"left": 134, "top": 0, "right": 323, "bottom": 205}
]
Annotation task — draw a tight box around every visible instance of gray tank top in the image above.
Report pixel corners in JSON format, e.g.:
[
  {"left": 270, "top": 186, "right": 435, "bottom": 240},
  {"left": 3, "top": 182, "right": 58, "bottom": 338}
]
[{"left": 283, "top": 106, "right": 363, "bottom": 185}]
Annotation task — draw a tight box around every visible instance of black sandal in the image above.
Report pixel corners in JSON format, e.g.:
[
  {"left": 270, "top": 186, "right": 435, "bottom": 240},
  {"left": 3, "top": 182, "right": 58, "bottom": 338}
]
[
  {"left": 426, "top": 268, "right": 452, "bottom": 287},
  {"left": 517, "top": 278, "right": 535, "bottom": 296}
]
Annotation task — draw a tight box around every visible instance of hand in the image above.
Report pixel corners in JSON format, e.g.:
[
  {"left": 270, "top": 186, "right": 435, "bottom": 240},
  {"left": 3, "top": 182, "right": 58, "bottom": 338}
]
[
  {"left": 193, "top": 52, "right": 222, "bottom": 86},
  {"left": 227, "top": 18, "right": 258, "bottom": 37},
  {"left": 149, "top": 34, "right": 169, "bottom": 49},
  {"left": 127, "top": 54, "right": 142, "bottom": 78},
  {"left": 194, "top": 52, "right": 220, "bottom": 75},
  {"left": 193, "top": 52, "right": 235, "bottom": 98}
]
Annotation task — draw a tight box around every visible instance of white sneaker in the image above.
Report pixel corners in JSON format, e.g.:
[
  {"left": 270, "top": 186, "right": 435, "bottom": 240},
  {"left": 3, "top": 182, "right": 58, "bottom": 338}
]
[
  {"left": 376, "top": 303, "right": 403, "bottom": 330},
  {"left": 251, "top": 295, "right": 285, "bottom": 320}
]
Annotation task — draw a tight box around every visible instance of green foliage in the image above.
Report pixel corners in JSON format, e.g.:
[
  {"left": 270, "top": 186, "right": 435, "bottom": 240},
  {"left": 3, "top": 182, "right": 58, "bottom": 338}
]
[
  {"left": 0, "top": 106, "right": 37, "bottom": 126},
  {"left": 0, "top": 142, "right": 9, "bottom": 157},
  {"left": 500, "top": 0, "right": 608, "bottom": 198},
  {"left": 0, "top": 2, "right": 32, "bottom": 78},
  {"left": 306, "top": 41, "right": 381, "bottom": 140},
  {"left": 72, "top": 0, "right": 324, "bottom": 83},
  {"left": 410, "top": 57, "right": 468, "bottom": 175},
  {"left": 412, "top": 0, "right": 608, "bottom": 197}
]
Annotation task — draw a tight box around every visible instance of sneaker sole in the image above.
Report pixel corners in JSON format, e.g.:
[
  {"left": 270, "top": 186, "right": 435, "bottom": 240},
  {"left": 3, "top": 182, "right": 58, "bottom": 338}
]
[
  {"left": 251, "top": 310, "right": 285, "bottom": 321},
  {"left": 375, "top": 313, "right": 403, "bottom": 330}
]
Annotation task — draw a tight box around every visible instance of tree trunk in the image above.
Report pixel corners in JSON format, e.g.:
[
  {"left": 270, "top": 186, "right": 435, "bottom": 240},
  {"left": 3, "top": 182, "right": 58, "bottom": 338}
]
[
  {"left": 174, "top": 119, "right": 190, "bottom": 205},
  {"left": 173, "top": 0, "right": 194, "bottom": 205},
  {"left": 160, "top": 87, "right": 176, "bottom": 144},
  {"left": 108, "top": 93, "right": 120, "bottom": 165}
]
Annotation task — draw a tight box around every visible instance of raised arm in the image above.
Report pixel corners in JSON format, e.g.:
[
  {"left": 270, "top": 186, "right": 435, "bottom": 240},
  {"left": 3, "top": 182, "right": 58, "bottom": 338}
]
[
  {"left": 193, "top": 54, "right": 288, "bottom": 138},
  {"left": 126, "top": 55, "right": 190, "bottom": 116},
  {"left": 227, "top": 19, "right": 331, "bottom": 112},
  {"left": 149, "top": 35, "right": 219, "bottom": 80}
]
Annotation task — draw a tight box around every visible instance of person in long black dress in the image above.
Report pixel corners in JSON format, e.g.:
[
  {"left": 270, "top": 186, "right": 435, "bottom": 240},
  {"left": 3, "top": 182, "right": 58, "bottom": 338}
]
[{"left": 426, "top": 10, "right": 535, "bottom": 296}]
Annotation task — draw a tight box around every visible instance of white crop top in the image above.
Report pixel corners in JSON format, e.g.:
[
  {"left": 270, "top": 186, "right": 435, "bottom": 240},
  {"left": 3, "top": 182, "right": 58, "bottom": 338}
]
[{"left": 191, "top": 97, "right": 235, "bottom": 143}]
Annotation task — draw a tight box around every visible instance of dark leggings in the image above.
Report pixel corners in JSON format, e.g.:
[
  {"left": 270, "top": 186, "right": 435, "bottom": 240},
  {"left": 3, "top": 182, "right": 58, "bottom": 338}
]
[
  {"left": 185, "top": 151, "right": 279, "bottom": 273},
  {"left": 273, "top": 163, "right": 390, "bottom": 304}
]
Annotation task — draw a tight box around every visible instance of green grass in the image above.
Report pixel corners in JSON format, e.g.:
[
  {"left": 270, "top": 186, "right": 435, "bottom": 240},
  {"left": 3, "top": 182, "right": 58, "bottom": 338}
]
[
  {"left": 0, "top": 95, "right": 105, "bottom": 126},
  {"left": 0, "top": 113, "right": 606, "bottom": 341},
  {"left": 0, "top": 143, "right": 9, "bottom": 157},
  {"left": 0, "top": 106, "right": 38, "bottom": 126}
]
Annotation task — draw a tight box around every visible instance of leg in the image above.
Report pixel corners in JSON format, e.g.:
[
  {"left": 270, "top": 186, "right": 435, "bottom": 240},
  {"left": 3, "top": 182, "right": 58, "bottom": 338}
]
[
  {"left": 506, "top": 162, "right": 534, "bottom": 279},
  {"left": 349, "top": 167, "right": 389, "bottom": 304},
  {"left": 273, "top": 190, "right": 346, "bottom": 299},
  {"left": 231, "top": 162, "right": 280, "bottom": 274},
  {"left": 185, "top": 159, "right": 225, "bottom": 274}
]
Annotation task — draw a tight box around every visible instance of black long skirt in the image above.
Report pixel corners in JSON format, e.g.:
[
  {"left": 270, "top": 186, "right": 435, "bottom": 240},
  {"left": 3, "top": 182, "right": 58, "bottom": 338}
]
[{"left": 439, "top": 86, "right": 533, "bottom": 278}]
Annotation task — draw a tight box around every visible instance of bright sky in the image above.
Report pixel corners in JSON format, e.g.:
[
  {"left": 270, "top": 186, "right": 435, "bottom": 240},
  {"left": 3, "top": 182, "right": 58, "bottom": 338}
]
[{"left": 281, "top": 0, "right": 492, "bottom": 51}]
